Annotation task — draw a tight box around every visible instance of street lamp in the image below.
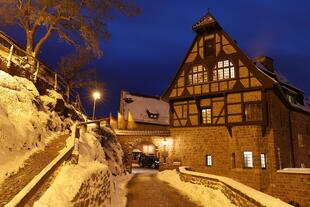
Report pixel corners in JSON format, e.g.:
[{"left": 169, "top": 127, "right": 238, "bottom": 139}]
[
  {"left": 161, "top": 138, "right": 169, "bottom": 164},
  {"left": 92, "top": 91, "right": 101, "bottom": 120}
]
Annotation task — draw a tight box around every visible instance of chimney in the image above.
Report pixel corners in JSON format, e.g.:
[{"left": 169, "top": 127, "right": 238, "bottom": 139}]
[{"left": 255, "top": 56, "right": 274, "bottom": 72}]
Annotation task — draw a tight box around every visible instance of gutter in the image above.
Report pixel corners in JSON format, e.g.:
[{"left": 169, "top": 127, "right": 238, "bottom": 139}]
[{"left": 288, "top": 110, "right": 295, "bottom": 168}]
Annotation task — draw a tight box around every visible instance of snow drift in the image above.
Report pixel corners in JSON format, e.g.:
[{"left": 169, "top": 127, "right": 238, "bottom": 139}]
[{"left": 0, "top": 71, "right": 73, "bottom": 182}]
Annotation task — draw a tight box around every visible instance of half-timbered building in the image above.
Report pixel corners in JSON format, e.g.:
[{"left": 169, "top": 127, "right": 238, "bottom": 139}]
[{"left": 162, "top": 11, "right": 310, "bottom": 205}]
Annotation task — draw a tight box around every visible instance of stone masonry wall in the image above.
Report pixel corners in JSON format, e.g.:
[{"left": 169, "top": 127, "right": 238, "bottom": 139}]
[
  {"left": 179, "top": 172, "right": 265, "bottom": 207},
  {"left": 167, "top": 125, "right": 275, "bottom": 190},
  {"left": 72, "top": 169, "right": 111, "bottom": 207},
  {"left": 267, "top": 171, "right": 310, "bottom": 207}
]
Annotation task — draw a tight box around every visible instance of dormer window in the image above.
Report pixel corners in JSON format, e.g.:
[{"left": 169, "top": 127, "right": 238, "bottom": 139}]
[
  {"left": 213, "top": 60, "right": 235, "bottom": 81},
  {"left": 146, "top": 110, "right": 159, "bottom": 119},
  {"left": 188, "top": 65, "right": 208, "bottom": 85},
  {"left": 124, "top": 97, "right": 134, "bottom": 103}
]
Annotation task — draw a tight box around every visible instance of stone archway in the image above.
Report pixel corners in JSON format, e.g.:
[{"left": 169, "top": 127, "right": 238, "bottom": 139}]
[
  {"left": 131, "top": 141, "right": 160, "bottom": 171},
  {"left": 117, "top": 134, "right": 168, "bottom": 172}
]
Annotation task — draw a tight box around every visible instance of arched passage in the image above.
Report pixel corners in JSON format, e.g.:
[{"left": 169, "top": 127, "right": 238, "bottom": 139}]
[{"left": 131, "top": 141, "right": 159, "bottom": 172}]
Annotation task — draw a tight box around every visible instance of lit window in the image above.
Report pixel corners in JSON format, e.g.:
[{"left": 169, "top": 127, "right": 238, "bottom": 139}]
[
  {"left": 206, "top": 154, "right": 212, "bottom": 166},
  {"left": 287, "top": 94, "right": 296, "bottom": 104},
  {"left": 260, "top": 153, "right": 266, "bottom": 169},
  {"left": 188, "top": 65, "right": 208, "bottom": 85},
  {"left": 213, "top": 60, "right": 235, "bottom": 81},
  {"left": 245, "top": 103, "right": 263, "bottom": 121},
  {"left": 298, "top": 134, "right": 304, "bottom": 147},
  {"left": 201, "top": 108, "right": 212, "bottom": 124},
  {"left": 146, "top": 110, "right": 159, "bottom": 119},
  {"left": 243, "top": 151, "right": 253, "bottom": 168}
]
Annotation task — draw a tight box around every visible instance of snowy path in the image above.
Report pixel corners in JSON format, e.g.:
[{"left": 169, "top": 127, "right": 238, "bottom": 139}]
[
  {"left": 126, "top": 173, "right": 200, "bottom": 207},
  {"left": 0, "top": 134, "right": 68, "bottom": 206}
]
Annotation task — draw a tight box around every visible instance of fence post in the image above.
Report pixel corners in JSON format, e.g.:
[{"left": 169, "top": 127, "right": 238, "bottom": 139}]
[
  {"left": 54, "top": 73, "right": 58, "bottom": 90},
  {"left": 71, "top": 123, "right": 80, "bottom": 164},
  {"left": 6, "top": 44, "right": 13, "bottom": 68},
  {"left": 75, "top": 94, "right": 81, "bottom": 110},
  {"left": 33, "top": 61, "right": 40, "bottom": 82}
]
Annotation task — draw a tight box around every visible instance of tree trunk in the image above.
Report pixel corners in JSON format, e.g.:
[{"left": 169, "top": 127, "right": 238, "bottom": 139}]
[
  {"left": 65, "top": 85, "right": 71, "bottom": 103},
  {"left": 25, "top": 31, "right": 36, "bottom": 74}
]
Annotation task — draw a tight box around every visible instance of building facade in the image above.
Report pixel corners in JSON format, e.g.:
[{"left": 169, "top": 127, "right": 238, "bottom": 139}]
[
  {"left": 161, "top": 12, "right": 310, "bottom": 206},
  {"left": 110, "top": 91, "right": 170, "bottom": 170}
]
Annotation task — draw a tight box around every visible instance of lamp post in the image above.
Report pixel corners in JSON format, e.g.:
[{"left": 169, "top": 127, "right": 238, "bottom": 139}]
[
  {"left": 92, "top": 91, "right": 101, "bottom": 120},
  {"left": 162, "top": 138, "right": 169, "bottom": 164}
]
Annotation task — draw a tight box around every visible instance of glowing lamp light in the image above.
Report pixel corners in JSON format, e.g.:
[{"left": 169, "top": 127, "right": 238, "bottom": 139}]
[
  {"left": 162, "top": 139, "right": 169, "bottom": 147},
  {"left": 92, "top": 91, "right": 101, "bottom": 120},
  {"left": 93, "top": 91, "right": 101, "bottom": 100}
]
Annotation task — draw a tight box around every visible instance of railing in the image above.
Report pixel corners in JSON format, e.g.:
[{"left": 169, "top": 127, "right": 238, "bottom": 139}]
[
  {"left": 5, "top": 132, "right": 75, "bottom": 207},
  {"left": 5, "top": 119, "right": 108, "bottom": 207},
  {"left": 0, "top": 31, "right": 85, "bottom": 113}
]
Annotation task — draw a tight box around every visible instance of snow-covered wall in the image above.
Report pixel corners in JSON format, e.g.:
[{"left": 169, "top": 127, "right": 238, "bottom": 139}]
[
  {"left": 34, "top": 126, "right": 126, "bottom": 207},
  {"left": 178, "top": 167, "right": 292, "bottom": 207},
  {"left": 0, "top": 70, "right": 72, "bottom": 183}
]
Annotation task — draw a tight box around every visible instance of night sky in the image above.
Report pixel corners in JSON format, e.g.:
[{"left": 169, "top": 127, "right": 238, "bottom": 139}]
[{"left": 2, "top": 1, "right": 310, "bottom": 117}]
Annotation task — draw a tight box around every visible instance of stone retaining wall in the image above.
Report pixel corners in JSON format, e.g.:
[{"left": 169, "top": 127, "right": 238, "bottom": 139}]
[
  {"left": 179, "top": 173, "right": 263, "bottom": 207},
  {"left": 179, "top": 167, "right": 292, "bottom": 207},
  {"left": 72, "top": 169, "right": 111, "bottom": 207},
  {"left": 267, "top": 170, "right": 310, "bottom": 207}
]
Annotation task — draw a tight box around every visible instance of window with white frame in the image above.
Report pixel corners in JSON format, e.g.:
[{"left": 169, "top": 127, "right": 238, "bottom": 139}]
[
  {"left": 213, "top": 60, "right": 235, "bottom": 81},
  {"left": 260, "top": 153, "right": 266, "bottom": 169},
  {"left": 243, "top": 151, "right": 253, "bottom": 168},
  {"left": 188, "top": 65, "right": 208, "bottom": 85},
  {"left": 206, "top": 154, "right": 212, "bottom": 166},
  {"left": 201, "top": 108, "right": 212, "bottom": 124}
]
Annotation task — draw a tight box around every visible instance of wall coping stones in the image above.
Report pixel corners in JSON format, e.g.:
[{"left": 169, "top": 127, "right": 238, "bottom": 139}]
[{"left": 277, "top": 168, "right": 310, "bottom": 174}]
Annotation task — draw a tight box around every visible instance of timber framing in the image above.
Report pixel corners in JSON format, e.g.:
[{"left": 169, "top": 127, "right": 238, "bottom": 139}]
[{"left": 163, "top": 11, "right": 309, "bottom": 131}]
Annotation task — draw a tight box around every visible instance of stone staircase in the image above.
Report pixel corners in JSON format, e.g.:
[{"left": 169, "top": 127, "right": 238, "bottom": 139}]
[{"left": 0, "top": 134, "right": 68, "bottom": 207}]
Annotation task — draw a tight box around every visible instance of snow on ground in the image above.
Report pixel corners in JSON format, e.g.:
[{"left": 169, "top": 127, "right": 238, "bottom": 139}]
[
  {"left": 157, "top": 170, "right": 236, "bottom": 207},
  {"left": 34, "top": 125, "right": 129, "bottom": 207},
  {"left": 178, "top": 167, "right": 292, "bottom": 207},
  {"left": 0, "top": 71, "right": 70, "bottom": 183},
  {"left": 33, "top": 162, "right": 108, "bottom": 207},
  {"left": 111, "top": 174, "right": 133, "bottom": 207},
  {"left": 34, "top": 130, "right": 108, "bottom": 207}
]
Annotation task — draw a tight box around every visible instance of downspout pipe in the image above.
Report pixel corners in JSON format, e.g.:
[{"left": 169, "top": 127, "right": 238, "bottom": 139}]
[{"left": 288, "top": 110, "right": 295, "bottom": 168}]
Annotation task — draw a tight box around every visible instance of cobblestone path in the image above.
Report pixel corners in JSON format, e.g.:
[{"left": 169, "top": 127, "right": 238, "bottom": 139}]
[
  {"left": 126, "top": 173, "right": 200, "bottom": 207},
  {"left": 0, "top": 134, "right": 68, "bottom": 206}
]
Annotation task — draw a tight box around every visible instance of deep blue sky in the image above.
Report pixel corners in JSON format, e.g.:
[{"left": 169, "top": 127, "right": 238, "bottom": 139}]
[{"left": 2, "top": 1, "right": 310, "bottom": 117}]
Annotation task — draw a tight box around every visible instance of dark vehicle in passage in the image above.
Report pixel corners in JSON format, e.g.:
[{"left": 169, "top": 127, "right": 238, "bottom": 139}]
[{"left": 139, "top": 155, "right": 159, "bottom": 169}]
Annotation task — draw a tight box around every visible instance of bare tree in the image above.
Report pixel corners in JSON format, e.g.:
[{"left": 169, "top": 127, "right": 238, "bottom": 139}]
[
  {"left": 0, "top": 0, "right": 139, "bottom": 59},
  {"left": 58, "top": 49, "right": 103, "bottom": 103}
]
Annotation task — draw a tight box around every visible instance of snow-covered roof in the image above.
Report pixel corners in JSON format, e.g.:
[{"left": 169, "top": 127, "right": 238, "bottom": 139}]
[
  {"left": 253, "top": 60, "right": 304, "bottom": 93},
  {"left": 121, "top": 91, "right": 169, "bottom": 125}
]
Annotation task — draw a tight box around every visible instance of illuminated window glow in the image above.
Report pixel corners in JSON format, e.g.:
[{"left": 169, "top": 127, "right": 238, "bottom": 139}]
[
  {"left": 188, "top": 65, "right": 208, "bottom": 85},
  {"left": 201, "top": 108, "right": 212, "bottom": 124},
  {"left": 260, "top": 153, "right": 266, "bottom": 169},
  {"left": 243, "top": 151, "right": 253, "bottom": 168},
  {"left": 206, "top": 154, "right": 212, "bottom": 166},
  {"left": 213, "top": 60, "right": 235, "bottom": 81}
]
